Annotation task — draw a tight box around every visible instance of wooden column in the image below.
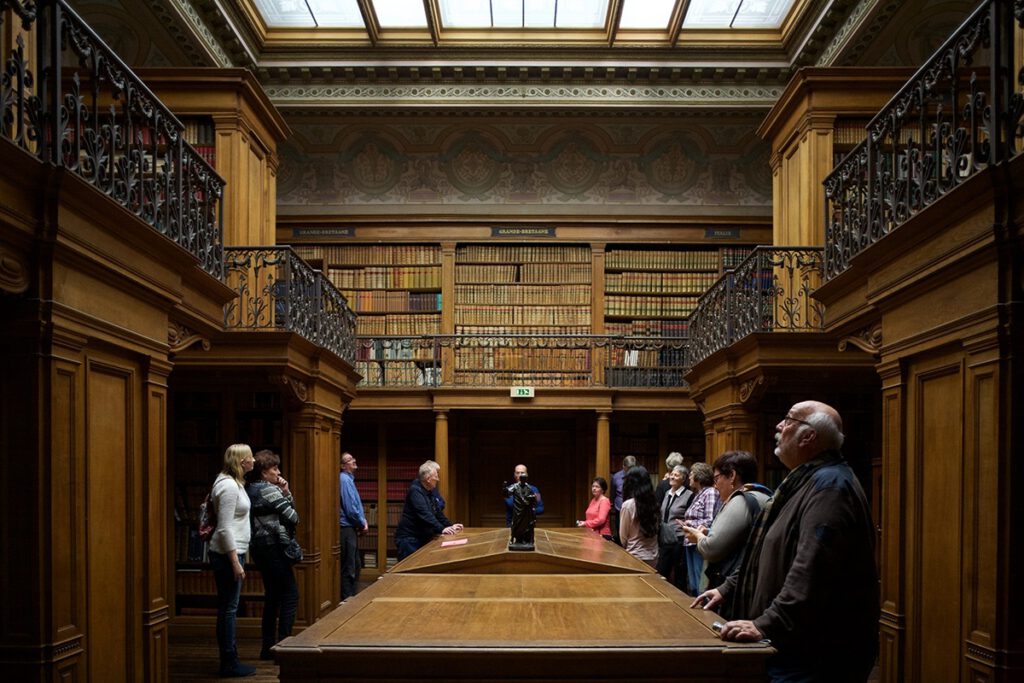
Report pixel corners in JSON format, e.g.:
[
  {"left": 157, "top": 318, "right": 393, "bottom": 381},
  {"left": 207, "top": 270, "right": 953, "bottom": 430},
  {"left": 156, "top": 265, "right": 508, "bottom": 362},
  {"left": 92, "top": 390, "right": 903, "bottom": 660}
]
[
  {"left": 595, "top": 410, "right": 611, "bottom": 483},
  {"left": 286, "top": 404, "right": 342, "bottom": 624},
  {"left": 435, "top": 409, "right": 451, "bottom": 504},
  {"left": 876, "top": 359, "right": 905, "bottom": 683},
  {"left": 591, "top": 244, "right": 607, "bottom": 385},
  {"left": 440, "top": 242, "right": 456, "bottom": 384}
]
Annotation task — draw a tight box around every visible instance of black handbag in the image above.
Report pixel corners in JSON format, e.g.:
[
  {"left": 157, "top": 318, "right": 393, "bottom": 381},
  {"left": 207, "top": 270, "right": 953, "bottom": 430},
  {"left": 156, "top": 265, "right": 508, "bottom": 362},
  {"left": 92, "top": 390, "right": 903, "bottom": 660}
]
[{"left": 283, "top": 536, "right": 303, "bottom": 564}]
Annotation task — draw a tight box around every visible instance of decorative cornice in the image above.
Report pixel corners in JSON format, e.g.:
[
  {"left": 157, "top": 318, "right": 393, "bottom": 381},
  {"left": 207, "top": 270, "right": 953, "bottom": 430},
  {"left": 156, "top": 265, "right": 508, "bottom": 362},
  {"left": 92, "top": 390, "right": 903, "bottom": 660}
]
[
  {"left": 0, "top": 245, "right": 30, "bottom": 294},
  {"left": 151, "top": 0, "right": 235, "bottom": 68},
  {"left": 816, "top": 0, "right": 884, "bottom": 66},
  {"left": 838, "top": 323, "right": 882, "bottom": 355},
  {"left": 822, "top": 0, "right": 904, "bottom": 66},
  {"left": 263, "top": 82, "right": 786, "bottom": 109},
  {"left": 167, "top": 322, "right": 210, "bottom": 354}
]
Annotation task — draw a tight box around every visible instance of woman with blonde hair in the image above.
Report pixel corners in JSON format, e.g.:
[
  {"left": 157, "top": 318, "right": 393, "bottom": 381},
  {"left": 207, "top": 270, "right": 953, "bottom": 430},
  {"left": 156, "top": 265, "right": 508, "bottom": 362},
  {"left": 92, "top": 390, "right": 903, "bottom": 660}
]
[{"left": 209, "top": 444, "right": 256, "bottom": 677}]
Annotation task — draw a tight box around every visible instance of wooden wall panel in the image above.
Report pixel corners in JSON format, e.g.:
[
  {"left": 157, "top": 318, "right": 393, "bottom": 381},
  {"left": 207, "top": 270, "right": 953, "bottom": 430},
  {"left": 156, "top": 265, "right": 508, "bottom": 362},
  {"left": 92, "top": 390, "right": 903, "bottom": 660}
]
[
  {"left": 909, "top": 357, "right": 963, "bottom": 683},
  {"left": 85, "top": 362, "right": 135, "bottom": 682},
  {"left": 878, "top": 371, "right": 905, "bottom": 683}
]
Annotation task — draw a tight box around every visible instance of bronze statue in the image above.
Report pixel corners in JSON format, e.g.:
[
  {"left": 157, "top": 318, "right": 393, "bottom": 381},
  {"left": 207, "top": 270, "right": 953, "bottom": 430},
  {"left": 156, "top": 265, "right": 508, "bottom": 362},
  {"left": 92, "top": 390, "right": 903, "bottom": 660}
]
[{"left": 508, "top": 474, "right": 537, "bottom": 550}]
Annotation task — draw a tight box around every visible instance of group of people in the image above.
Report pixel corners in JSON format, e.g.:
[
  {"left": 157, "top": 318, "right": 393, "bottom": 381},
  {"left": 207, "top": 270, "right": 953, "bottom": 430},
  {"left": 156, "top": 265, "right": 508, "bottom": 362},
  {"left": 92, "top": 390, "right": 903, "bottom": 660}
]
[
  {"left": 210, "top": 399, "right": 878, "bottom": 682},
  {"left": 207, "top": 445, "right": 300, "bottom": 678},
  {"left": 573, "top": 400, "right": 879, "bottom": 683}
]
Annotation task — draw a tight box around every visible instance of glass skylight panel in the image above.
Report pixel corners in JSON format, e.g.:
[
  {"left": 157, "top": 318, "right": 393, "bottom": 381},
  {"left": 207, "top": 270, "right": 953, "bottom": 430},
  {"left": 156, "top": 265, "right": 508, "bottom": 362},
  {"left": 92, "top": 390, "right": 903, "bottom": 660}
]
[
  {"left": 681, "top": 0, "right": 742, "bottom": 28},
  {"left": 374, "top": 0, "right": 429, "bottom": 27},
  {"left": 524, "top": 0, "right": 556, "bottom": 28},
  {"left": 309, "top": 0, "right": 364, "bottom": 27},
  {"left": 253, "top": 0, "right": 315, "bottom": 27},
  {"left": 492, "top": 0, "right": 525, "bottom": 27},
  {"left": 440, "top": 0, "right": 493, "bottom": 27},
  {"left": 619, "top": 0, "right": 675, "bottom": 29},
  {"left": 555, "top": 0, "right": 608, "bottom": 28},
  {"left": 731, "top": 0, "right": 795, "bottom": 28}
]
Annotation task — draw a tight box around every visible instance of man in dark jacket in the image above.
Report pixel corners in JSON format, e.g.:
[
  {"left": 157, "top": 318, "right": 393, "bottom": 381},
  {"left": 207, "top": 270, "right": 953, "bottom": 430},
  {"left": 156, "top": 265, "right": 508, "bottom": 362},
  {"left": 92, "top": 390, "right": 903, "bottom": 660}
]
[
  {"left": 394, "top": 460, "right": 463, "bottom": 560},
  {"left": 693, "top": 400, "right": 879, "bottom": 683}
]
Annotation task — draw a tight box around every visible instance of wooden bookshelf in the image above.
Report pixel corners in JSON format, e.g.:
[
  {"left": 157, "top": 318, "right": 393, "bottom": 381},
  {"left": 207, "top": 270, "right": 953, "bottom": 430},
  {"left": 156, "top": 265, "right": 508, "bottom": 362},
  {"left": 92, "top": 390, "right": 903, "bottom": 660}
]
[
  {"left": 603, "top": 246, "right": 754, "bottom": 337},
  {"left": 181, "top": 116, "right": 216, "bottom": 167}
]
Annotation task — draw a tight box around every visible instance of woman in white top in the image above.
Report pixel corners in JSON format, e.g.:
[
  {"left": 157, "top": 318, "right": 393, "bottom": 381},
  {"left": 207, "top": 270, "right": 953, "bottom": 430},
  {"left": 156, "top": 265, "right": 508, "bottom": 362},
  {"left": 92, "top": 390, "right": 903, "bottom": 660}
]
[
  {"left": 209, "top": 444, "right": 256, "bottom": 678},
  {"left": 619, "top": 466, "right": 659, "bottom": 567}
]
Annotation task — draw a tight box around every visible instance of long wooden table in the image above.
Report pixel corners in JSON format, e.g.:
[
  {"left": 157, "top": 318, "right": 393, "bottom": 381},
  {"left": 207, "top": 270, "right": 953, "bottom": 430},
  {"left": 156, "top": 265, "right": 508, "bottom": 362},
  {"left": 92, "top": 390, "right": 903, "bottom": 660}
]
[{"left": 276, "top": 528, "right": 773, "bottom": 681}]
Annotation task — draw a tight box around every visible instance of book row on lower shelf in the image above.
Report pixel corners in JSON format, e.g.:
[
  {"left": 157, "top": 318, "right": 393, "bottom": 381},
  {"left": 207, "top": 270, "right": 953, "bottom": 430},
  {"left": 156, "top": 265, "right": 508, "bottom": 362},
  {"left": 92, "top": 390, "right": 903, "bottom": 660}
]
[
  {"left": 605, "top": 295, "right": 698, "bottom": 317},
  {"left": 455, "top": 262, "right": 592, "bottom": 284},
  {"left": 341, "top": 291, "right": 441, "bottom": 313},
  {"left": 456, "top": 284, "right": 590, "bottom": 305},
  {"left": 456, "top": 305, "right": 590, "bottom": 326},
  {"left": 327, "top": 265, "right": 440, "bottom": 289},
  {"left": 356, "top": 314, "right": 441, "bottom": 336}
]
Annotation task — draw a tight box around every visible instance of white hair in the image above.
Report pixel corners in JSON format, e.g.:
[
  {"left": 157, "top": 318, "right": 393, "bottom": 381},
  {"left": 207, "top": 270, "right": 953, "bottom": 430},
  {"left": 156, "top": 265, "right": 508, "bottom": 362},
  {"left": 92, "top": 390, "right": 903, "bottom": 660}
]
[
  {"left": 418, "top": 460, "right": 440, "bottom": 481},
  {"left": 801, "top": 411, "right": 845, "bottom": 451}
]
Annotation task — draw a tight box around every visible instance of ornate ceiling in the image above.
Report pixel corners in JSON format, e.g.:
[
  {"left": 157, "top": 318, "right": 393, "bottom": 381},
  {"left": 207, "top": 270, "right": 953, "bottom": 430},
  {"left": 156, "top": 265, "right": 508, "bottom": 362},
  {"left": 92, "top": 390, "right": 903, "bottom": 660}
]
[{"left": 74, "top": 0, "right": 974, "bottom": 111}]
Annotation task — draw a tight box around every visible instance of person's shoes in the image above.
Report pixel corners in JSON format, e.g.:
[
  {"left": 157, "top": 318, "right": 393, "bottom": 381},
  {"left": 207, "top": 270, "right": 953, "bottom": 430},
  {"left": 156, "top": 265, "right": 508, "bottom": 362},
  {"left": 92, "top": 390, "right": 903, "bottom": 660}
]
[{"left": 219, "top": 662, "right": 256, "bottom": 677}]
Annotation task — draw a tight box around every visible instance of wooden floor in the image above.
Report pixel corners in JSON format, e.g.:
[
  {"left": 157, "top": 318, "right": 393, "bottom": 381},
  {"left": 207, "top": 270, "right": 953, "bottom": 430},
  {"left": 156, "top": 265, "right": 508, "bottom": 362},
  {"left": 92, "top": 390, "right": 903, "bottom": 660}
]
[{"left": 169, "top": 634, "right": 280, "bottom": 681}]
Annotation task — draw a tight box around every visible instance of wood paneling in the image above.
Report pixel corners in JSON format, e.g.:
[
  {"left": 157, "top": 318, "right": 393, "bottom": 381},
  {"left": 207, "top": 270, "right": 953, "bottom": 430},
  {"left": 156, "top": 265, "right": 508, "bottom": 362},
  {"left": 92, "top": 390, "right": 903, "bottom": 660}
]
[{"left": 86, "top": 361, "right": 135, "bottom": 682}]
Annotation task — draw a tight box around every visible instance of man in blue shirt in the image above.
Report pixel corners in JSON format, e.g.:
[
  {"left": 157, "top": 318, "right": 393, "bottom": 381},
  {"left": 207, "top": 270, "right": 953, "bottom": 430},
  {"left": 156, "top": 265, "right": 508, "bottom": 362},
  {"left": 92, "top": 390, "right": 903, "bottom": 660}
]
[
  {"left": 610, "top": 455, "right": 636, "bottom": 544},
  {"left": 503, "top": 464, "right": 543, "bottom": 526},
  {"left": 339, "top": 452, "right": 367, "bottom": 600}
]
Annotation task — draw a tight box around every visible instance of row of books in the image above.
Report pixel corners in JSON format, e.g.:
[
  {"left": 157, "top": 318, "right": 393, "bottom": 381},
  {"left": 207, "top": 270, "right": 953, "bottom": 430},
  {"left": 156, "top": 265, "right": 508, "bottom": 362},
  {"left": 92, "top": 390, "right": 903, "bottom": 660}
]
[
  {"left": 605, "top": 271, "right": 719, "bottom": 295},
  {"left": 456, "top": 325, "right": 592, "bottom": 335},
  {"left": 455, "top": 348, "right": 591, "bottom": 371},
  {"left": 327, "top": 265, "right": 441, "bottom": 290},
  {"left": 455, "top": 263, "right": 592, "bottom": 284},
  {"left": 319, "top": 244, "right": 442, "bottom": 266},
  {"left": 455, "top": 305, "right": 591, "bottom": 326},
  {"left": 605, "top": 250, "right": 719, "bottom": 271},
  {"left": 605, "top": 320, "right": 689, "bottom": 336},
  {"left": 176, "top": 568, "right": 264, "bottom": 596},
  {"left": 456, "top": 244, "right": 590, "bottom": 263},
  {"left": 341, "top": 291, "right": 441, "bottom": 313},
  {"left": 453, "top": 371, "right": 592, "bottom": 387},
  {"left": 455, "top": 284, "right": 590, "bottom": 305},
  {"left": 183, "top": 118, "right": 215, "bottom": 146},
  {"left": 720, "top": 247, "right": 755, "bottom": 270},
  {"left": 605, "top": 295, "right": 698, "bottom": 317},
  {"left": 356, "top": 313, "right": 441, "bottom": 336},
  {"left": 356, "top": 533, "right": 378, "bottom": 550},
  {"left": 356, "top": 343, "right": 436, "bottom": 361},
  {"left": 355, "top": 362, "right": 437, "bottom": 386}
]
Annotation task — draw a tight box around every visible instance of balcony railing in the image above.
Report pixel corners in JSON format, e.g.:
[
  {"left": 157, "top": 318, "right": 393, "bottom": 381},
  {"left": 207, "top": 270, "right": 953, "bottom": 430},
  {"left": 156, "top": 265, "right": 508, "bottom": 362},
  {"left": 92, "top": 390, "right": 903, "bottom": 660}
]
[
  {"left": 688, "top": 247, "right": 825, "bottom": 367},
  {"left": 353, "top": 335, "right": 689, "bottom": 388},
  {"left": 823, "top": 0, "right": 1024, "bottom": 280},
  {"left": 224, "top": 247, "right": 358, "bottom": 364},
  {"left": 0, "top": 0, "right": 225, "bottom": 279}
]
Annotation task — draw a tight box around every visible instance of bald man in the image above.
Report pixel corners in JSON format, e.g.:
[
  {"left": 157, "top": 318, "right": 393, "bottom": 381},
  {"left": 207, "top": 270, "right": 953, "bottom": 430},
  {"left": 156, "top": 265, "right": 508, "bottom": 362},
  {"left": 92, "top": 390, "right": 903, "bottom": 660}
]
[{"left": 693, "top": 400, "right": 879, "bottom": 683}]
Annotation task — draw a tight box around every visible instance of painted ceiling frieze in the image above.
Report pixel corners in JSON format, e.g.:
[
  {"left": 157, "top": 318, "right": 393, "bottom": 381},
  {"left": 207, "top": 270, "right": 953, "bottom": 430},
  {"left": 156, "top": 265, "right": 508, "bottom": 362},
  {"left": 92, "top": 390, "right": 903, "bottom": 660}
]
[{"left": 277, "top": 119, "right": 772, "bottom": 214}]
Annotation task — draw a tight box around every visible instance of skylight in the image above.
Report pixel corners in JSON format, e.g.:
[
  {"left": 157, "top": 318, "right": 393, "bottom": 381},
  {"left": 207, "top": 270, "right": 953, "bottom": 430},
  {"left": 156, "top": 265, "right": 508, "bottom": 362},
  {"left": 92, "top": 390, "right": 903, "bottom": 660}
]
[
  {"left": 619, "top": 0, "right": 676, "bottom": 30},
  {"left": 251, "top": 0, "right": 798, "bottom": 34}
]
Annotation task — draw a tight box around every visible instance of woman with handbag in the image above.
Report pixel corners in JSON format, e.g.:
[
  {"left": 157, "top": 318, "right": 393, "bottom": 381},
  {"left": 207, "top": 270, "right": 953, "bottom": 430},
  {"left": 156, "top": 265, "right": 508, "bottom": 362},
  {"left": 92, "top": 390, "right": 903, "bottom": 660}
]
[
  {"left": 209, "top": 444, "right": 256, "bottom": 677},
  {"left": 245, "top": 449, "right": 300, "bottom": 661},
  {"left": 681, "top": 451, "right": 771, "bottom": 593},
  {"left": 656, "top": 464, "right": 693, "bottom": 589}
]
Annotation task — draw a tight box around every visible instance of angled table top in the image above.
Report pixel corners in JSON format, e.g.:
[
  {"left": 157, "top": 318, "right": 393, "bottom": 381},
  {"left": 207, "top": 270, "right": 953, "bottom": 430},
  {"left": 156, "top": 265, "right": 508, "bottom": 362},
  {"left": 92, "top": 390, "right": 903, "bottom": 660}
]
[{"left": 276, "top": 528, "right": 773, "bottom": 681}]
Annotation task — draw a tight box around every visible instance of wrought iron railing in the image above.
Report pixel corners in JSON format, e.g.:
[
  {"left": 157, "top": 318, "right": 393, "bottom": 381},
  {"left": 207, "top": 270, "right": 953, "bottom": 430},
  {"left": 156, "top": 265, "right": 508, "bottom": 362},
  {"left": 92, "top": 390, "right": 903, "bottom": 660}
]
[
  {"left": 823, "top": 0, "right": 1024, "bottom": 280},
  {"left": 224, "top": 247, "right": 358, "bottom": 364},
  {"left": 688, "top": 247, "right": 825, "bottom": 367},
  {"left": 0, "top": 0, "right": 225, "bottom": 278},
  {"left": 353, "top": 335, "right": 689, "bottom": 388}
]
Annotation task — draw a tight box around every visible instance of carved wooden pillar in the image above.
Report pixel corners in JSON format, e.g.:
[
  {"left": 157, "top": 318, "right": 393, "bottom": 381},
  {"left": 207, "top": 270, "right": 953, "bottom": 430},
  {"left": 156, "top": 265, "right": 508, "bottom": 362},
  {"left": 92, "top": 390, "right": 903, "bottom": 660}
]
[
  {"left": 284, "top": 380, "right": 342, "bottom": 624},
  {"left": 434, "top": 409, "right": 451, "bottom": 504},
  {"left": 595, "top": 410, "right": 611, "bottom": 482}
]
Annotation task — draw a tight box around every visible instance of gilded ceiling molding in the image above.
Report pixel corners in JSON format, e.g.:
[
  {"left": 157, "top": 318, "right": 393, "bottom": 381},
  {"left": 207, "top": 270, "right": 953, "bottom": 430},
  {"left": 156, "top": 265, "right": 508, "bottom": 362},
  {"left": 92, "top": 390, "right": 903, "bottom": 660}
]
[
  {"left": 167, "top": 322, "right": 211, "bottom": 354},
  {"left": 0, "top": 246, "right": 30, "bottom": 294},
  {"left": 150, "top": 0, "right": 235, "bottom": 67},
  {"left": 263, "top": 83, "right": 785, "bottom": 108},
  {"left": 837, "top": 323, "right": 882, "bottom": 355},
  {"left": 815, "top": 0, "right": 884, "bottom": 66}
]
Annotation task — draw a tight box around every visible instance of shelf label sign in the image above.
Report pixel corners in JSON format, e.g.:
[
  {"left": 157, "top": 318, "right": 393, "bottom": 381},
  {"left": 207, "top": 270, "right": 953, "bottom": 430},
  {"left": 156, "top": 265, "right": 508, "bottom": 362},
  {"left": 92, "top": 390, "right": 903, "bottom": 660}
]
[
  {"left": 491, "top": 227, "right": 556, "bottom": 237},
  {"left": 292, "top": 227, "right": 355, "bottom": 237},
  {"left": 704, "top": 227, "right": 740, "bottom": 239},
  {"left": 510, "top": 386, "right": 535, "bottom": 398}
]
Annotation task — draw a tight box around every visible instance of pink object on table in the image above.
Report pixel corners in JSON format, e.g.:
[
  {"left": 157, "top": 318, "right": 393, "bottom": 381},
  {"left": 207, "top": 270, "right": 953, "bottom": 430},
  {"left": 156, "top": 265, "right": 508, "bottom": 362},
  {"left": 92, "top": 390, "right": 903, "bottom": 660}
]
[{"left": 440, "top": 538, "right": 468, "bottom": 547}]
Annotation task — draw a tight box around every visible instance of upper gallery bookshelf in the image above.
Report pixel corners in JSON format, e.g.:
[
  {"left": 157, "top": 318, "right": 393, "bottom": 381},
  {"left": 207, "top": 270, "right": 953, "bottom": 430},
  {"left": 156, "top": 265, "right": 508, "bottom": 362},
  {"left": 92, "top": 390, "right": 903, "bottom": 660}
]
[
  {"left": 455, "top": 243, "right": 592, "bottom": 386},
  {"left": 604, "top": 245, "right": 752, "bottom": 337},
  {"left": 182, "top": 117, "right": 215, "bottom": 167}
]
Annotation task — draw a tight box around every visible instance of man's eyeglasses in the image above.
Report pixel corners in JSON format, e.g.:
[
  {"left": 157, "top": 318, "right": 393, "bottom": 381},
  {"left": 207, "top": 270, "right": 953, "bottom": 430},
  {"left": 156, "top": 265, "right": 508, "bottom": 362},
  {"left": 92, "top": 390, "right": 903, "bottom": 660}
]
[{"left": 783, "top": 415, "right": 813, "bottom": 428}]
